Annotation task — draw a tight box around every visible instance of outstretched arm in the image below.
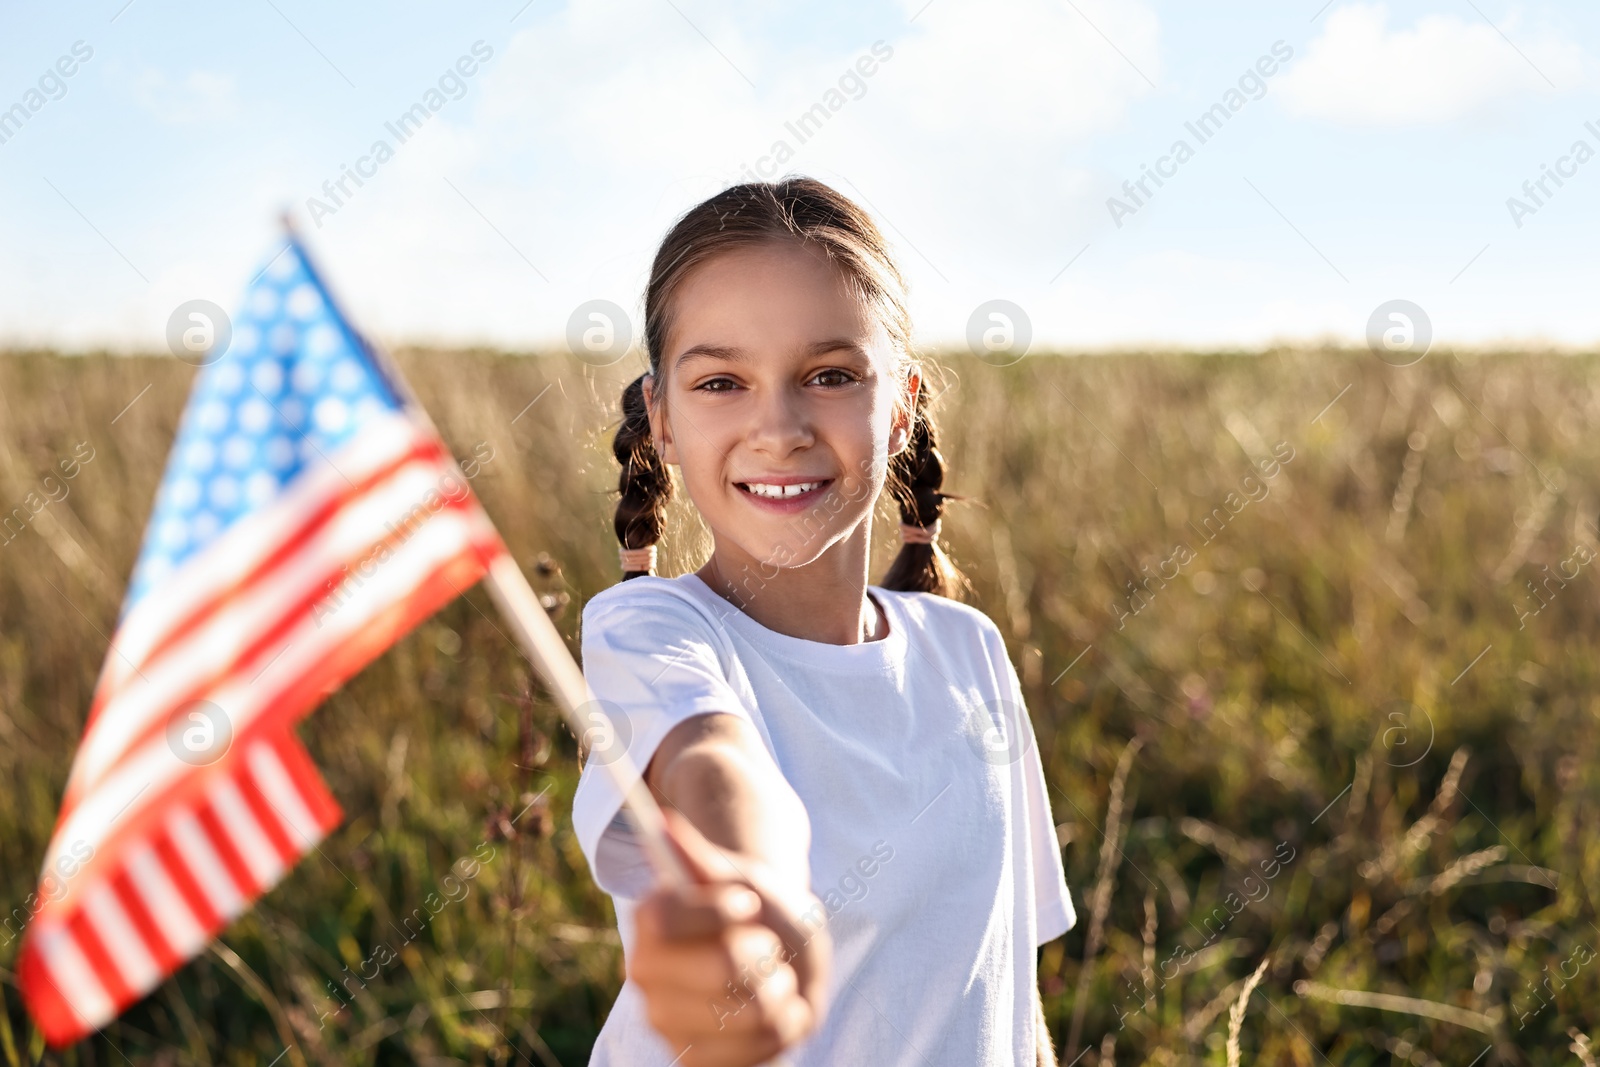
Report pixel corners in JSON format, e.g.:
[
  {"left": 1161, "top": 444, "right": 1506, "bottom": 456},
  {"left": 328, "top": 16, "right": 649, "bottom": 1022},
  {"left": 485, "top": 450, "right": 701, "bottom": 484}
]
[{"left": 627, "top": 712, "right": 831, "bottom": 1067}]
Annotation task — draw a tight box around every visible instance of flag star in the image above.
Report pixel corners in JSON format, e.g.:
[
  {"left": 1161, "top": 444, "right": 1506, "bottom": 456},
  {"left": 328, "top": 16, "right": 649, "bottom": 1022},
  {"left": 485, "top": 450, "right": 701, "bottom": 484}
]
[
  {"left": 196, "top": 401, "right": 230, "bottom": 434},
  {"left": 286, "top": 284, "right": 323, "bottom": 320},
  {"left": 169, "top": 477, "right": 202, "bottom": 510},
  {"left": 250, "top": 361, "right": 284, "bottom": 396},
  {"left": 222, "top": 437, "right": 254, "bottom": 470},
  {"left": 239, "top": 397, "right": 273, "bottom": 433},
  {"left": 330, "top": 359, "right": 363, "bottom": 393},
  {"left": 313, "top": 397, "right": 349, "bottom": 434},
  {"left": 306, "top": 324, "right": 339, "bottom": 358},
  {"left": 184, "top": 439, "right": 217, "bottom": 472}
]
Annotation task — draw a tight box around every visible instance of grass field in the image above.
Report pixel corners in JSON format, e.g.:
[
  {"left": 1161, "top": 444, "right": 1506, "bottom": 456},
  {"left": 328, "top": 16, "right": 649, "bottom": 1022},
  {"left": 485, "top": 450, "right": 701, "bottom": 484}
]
[{"left": 0, "top": 347, "right": 1596, "bottom": 1066}]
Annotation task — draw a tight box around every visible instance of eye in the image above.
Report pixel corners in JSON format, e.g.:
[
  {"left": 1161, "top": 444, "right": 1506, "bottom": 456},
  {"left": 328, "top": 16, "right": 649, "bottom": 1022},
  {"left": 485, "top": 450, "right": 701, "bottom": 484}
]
[
  {"left": 810, "top": 367, "right": 859, "bottom": 388},
  {"left": 694, "top": 376, "right": 740, "bottom": 393}
]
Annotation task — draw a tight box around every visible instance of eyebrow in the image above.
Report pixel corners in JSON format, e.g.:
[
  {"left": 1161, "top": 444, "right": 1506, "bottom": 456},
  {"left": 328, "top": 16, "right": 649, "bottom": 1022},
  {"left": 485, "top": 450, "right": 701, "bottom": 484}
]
[{"left": 674, "top": 338, "right": 870, "bottom": 369}]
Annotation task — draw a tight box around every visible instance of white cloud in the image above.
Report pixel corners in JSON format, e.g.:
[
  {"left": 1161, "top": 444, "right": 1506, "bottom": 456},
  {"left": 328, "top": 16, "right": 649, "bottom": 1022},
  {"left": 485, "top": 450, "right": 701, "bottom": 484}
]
[{"left": 1278, "top": 3, "right": 1586, "bottom": 126}]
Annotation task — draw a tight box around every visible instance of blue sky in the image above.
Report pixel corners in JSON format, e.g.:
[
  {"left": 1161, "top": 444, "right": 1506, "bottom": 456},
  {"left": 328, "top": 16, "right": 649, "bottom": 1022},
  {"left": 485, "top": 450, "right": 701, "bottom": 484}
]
[{"left": 2, "top": 0, "right": 1598, "bottom": 352}]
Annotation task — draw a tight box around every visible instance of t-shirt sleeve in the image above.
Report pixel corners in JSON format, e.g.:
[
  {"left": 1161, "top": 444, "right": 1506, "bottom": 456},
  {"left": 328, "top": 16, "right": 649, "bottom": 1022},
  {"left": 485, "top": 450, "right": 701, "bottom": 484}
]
[
  {"left": 569, "top": 585, "right": 755, "bottom": 902},
  {"left": 985, "top": 620, "right": 1076, "bottom": 945}
]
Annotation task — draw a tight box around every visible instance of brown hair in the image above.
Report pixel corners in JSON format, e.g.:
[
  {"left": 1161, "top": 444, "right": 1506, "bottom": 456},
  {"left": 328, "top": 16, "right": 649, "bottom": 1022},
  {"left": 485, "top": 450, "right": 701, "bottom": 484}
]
[{"left": 611, "top": 176, "right": 965, "bottom": 599}]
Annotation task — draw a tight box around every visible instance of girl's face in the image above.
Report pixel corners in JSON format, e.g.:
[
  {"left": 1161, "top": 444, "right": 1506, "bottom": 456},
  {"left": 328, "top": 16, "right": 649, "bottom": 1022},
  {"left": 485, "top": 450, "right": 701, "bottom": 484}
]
[{"left": 645, "top": 239, "right": 916, "bottom": 576}]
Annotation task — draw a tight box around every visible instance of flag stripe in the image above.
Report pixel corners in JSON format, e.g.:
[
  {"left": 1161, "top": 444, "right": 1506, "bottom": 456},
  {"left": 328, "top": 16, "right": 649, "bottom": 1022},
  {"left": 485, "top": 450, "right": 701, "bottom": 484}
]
[
  {"left": 167, "top": 811, "right": 245, "bottom": 924},
  {"left": 65, "top": 910, "right": 134, "bottom": 1014},
  {"left": 28, "top": 925, "right": 113, "bottom": 1038},
  {"left": 82, "top": 883, "right": 163, "bottom": 998},
  {"left": 112, "top": 860, "right": 187, "bottom": 974},
  {"left": 210, "top": 777, "right": 285, "bottom": 890},
  {"left": 150, "top": 832, "right": 222, "bottom": 935},
  {"left": 124, "top": 844, "right": 206, "bottom": 966},
  {"left": 234, "top": 762, "right": 300, "bottom": 867},
  {"left": 249, "top": 744, "right": 325, "bottom": 849},
  {"left": 194, "top": 802, "right": 260, "bottom": 901}
]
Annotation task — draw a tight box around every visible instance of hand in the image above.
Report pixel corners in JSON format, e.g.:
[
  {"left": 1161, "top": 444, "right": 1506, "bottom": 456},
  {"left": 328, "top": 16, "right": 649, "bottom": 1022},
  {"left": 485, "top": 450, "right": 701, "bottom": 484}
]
[{"left": 629, "top": 809, "right": 832, "bottom": 1067}]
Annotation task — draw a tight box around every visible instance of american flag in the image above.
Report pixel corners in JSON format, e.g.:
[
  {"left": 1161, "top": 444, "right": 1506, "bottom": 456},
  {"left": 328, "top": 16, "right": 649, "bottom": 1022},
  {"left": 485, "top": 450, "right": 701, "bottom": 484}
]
[{"left": 18, "top": 227, "right": 507, "bottom": 1046}]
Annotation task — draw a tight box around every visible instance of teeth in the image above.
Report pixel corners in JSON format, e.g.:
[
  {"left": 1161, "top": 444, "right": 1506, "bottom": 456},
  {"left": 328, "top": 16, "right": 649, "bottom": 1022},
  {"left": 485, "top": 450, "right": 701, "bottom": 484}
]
[{"left": 743, "top": 481, "right": 822, "bottom": 499}]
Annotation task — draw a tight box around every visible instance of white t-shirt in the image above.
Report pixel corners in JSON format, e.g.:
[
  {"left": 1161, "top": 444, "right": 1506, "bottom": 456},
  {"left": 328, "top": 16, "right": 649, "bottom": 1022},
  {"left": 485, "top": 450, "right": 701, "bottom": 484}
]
[{"left": 570, "top": 573, "right": 1076, "bottom": 1066}]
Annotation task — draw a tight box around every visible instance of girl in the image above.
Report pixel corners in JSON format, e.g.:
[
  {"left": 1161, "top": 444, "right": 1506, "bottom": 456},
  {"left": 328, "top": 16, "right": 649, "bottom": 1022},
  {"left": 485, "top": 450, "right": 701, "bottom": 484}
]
[{"left": 570, "top": 177, "right": 1075, "bottom": 1066}]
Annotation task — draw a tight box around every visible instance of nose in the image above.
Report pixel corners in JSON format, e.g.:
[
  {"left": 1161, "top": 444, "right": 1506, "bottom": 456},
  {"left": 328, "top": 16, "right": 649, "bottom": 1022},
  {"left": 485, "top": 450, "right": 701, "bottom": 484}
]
[{"left": 745, "top": 382, "right": 815, "bottom": 458}]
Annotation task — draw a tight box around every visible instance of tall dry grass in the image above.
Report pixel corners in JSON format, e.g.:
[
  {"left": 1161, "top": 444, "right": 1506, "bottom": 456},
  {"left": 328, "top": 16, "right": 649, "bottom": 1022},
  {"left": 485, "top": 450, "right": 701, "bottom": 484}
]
[{"left": 0, "top": 347, "right": 1596, "bottom": 1065}]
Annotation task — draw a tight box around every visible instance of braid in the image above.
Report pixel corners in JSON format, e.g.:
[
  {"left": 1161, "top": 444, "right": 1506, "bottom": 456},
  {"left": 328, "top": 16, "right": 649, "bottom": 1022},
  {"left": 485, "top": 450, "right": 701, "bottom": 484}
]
[
  {"left": 612, "top": 373, "right": 672, "bottom": 579},
  {"left": 882, "top": 380, "right": 966, "bottom": 598}
]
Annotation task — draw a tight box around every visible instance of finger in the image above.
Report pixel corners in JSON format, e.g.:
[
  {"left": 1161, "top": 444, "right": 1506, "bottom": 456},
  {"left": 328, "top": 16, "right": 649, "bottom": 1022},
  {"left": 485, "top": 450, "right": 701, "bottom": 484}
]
[
  {"left": 632, "top": 884, "right": 756, "bottom": 945},
  {"left": 657, "top": 884, "right": 762, "bottom": 941},
  {"left": 628, "top": 920, "right": 782, "bottom": 993},
  {"left": 647, "top": 955, "right": 801, "bottom": 1037},
  {"left": 753, "top": 895, "right": 832, "bottom": 1010}
]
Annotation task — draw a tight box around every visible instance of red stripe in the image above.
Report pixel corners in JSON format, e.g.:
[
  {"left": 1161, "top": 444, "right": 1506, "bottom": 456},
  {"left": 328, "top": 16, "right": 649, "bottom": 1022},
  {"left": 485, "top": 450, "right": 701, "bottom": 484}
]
[
  {"left": 194, "top": 801, "right": 260, "bottom": 900},
  {"left": 15, "top": 938, "right": 86, "bottom": 1047},
  {"left": 66, "top": 910, "right": 133, "bottom": 1011},
  {"left": 235, "top": 759, "right": 300, "bottom": 867},
  {"left": 85, "top": 436, "right": 446, "bottom": 727},
  {"left": 61, "top": 487, "right": 483, "bottom": 821},
  {"left": 110, "top": 866, "right": 181, "bottom": 975},
  {"left": 151, "top": 829, "right": 221, "bottom": 934}
]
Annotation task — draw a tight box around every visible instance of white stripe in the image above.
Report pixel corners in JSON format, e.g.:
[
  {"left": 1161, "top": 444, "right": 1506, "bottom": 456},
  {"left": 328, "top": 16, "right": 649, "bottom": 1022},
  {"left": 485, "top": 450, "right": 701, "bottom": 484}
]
[
  {"left": 80, "top": 882, "right": 162, "bottom": 996},
  {"left": 70, "top": 452, "right": 469, "bottom": 797},
  {"left": 32, "top": 923, "right": 115, "bottom": 1030},
  {"left": 208, "top": 777, "right": 284, "bottom": 889},
  {"left": 124, "top": 843, "right": 207, "bottom": 958},
  {"left": 166, "top": 811, "right": 245, "bottom": 922},
  {"left": 247, "top": 743, "right": 323, "bottom": 850},
  {"left": 43, "top": 509, "right": 487, "bottom": 882}
]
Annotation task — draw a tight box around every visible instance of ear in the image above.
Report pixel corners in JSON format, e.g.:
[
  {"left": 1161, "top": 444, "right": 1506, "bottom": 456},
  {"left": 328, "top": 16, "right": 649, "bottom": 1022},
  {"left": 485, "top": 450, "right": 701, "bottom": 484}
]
[
  {"left": 641, "top": 373, "right": 679, "bottom": 465},
  {"left": 888, "top": 367, "right": 920, "bottom": 457}
]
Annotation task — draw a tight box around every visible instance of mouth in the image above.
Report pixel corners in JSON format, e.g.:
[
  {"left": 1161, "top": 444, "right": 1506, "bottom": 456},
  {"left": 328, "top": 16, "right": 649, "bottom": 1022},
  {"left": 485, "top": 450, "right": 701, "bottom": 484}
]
[{"left": 734, "top": 478, "right": 834, "bottom": 511}]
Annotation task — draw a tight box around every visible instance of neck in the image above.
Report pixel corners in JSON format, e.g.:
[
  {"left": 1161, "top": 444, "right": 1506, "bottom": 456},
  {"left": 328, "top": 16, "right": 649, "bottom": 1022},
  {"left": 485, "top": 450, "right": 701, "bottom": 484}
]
[{"left": 697, "top": 520, "right": 881, "bottom": 645}]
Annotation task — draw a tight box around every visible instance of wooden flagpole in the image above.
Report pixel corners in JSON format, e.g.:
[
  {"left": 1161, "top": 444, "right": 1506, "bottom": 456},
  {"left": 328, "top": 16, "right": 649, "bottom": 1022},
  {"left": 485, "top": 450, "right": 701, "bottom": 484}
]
[{"left": 278, "top": 211, "right": 687, "bottom": 888}]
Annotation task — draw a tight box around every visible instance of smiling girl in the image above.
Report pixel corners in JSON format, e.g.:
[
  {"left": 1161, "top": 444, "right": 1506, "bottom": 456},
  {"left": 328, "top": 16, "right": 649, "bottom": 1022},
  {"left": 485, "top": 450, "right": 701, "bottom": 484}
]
[{"left": 570, "top": 177, "right": 1075, "bottom": 1066}]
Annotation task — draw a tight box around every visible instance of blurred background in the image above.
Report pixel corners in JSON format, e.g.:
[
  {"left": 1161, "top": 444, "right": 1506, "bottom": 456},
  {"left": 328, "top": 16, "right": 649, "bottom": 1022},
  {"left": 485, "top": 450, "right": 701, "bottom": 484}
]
[{"left": 3, "top": 1, "right": 1600, "bottom": 1064}]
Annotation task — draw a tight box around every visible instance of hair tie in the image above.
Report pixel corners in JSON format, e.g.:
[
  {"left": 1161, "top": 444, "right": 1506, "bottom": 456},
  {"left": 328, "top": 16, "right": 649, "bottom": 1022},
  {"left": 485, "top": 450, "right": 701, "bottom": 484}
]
[
  {"left": 899, "top": 519, "right": 940, "bottom": 545},
  {"left": 619, "top": 544, "right": 657, "bottom": 573}
]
